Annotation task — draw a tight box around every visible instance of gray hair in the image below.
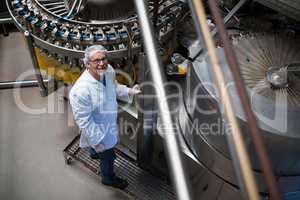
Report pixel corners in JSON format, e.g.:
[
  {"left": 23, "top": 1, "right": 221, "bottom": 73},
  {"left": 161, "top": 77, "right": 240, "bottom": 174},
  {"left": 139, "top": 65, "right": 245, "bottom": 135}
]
[{"left": 83, "top": 45, "right": 107, "bottom": 66}]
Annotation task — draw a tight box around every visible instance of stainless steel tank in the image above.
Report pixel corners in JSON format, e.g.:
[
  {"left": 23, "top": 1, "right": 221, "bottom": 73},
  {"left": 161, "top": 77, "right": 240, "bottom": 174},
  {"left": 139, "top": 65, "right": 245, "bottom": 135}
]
[
  {"left": 255, "top": 0, "right": 300, "bottom": 22},
  {"left": 180, "top": 33, "right": 300, "bottom": 198}
]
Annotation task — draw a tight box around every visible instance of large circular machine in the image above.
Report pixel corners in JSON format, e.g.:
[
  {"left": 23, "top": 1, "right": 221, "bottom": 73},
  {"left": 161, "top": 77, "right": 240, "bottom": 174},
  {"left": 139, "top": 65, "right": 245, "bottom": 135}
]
[
  {"left": 181, "top": 22, "right": 300, "bottom": 200},
  {"left": 6, "top": 0, "right": 187, "bottom": 84}
]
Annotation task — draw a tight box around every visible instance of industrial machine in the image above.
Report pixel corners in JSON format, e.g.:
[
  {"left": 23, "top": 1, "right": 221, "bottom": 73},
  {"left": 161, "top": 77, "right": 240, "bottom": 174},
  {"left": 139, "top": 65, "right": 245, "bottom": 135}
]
[
  {"left": 0, "top": 0, "right": 13, "bottom": 36},
  {"left": 6, "top": 0, "right": 186, "bottom": 86},
  {"left": 6, "top": 0, "right": 300, "bottom": 199}
]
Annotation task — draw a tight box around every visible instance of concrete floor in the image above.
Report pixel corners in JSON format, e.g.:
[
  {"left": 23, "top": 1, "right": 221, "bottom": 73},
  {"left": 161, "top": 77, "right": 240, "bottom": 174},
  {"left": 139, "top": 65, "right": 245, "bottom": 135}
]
[
  {"left": 0, "top": 32, "right": 35, "bottom": 81},
  {"left": 0, "top": 32, "right": 132, "bottom": 200}
]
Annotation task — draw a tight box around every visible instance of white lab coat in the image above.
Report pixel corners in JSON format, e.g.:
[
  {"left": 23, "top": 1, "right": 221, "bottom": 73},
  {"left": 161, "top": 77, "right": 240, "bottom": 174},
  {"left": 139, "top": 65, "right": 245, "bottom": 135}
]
[{"left": 69, "top": 65, "right": 132, "bottom": 152}]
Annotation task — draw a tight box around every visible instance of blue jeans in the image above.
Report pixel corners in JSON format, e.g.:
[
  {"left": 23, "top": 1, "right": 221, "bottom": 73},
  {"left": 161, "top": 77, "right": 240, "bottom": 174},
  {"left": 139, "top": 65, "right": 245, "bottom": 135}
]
[{"left": 89, "top": 148, "right": 116, "bottom": 182}]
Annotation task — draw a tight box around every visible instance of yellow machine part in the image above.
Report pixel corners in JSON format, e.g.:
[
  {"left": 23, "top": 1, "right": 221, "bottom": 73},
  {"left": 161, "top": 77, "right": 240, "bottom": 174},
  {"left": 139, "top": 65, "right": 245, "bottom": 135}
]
[
  {"left": 115, "top": 64, "right": 138, "bottom": 86},
  {"left": 34, "top": 47, "right": 81, "bottom": 84},
  {"left": 34, "top": 48, "right": 155, "bottom": 86}
]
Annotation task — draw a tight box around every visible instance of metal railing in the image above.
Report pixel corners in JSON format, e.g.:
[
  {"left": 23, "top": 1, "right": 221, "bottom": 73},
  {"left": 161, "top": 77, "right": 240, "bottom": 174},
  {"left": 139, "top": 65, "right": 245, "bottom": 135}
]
[
  {"left": 188, "top": 0, "right": 282, "bottom": 199},
  {"left": 133, "top": 0, "right": 193, "bottom": 200}
]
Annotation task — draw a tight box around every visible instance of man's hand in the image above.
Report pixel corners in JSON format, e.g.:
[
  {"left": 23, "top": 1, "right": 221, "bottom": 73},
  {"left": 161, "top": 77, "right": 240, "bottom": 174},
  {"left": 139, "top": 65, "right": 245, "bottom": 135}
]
[{"left": 129, "top": 84, "right": 142, "bottom": 95}]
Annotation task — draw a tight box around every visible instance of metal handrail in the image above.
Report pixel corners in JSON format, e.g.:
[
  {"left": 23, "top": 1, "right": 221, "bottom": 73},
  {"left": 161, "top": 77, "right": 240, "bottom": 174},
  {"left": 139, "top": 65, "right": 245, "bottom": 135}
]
[
  {"left": 188, "top": 0, "right": 260, "bottom": 199},
  {"left": 0, "top": 79, "right": 49, "bottom": 89},
  {"left": 134, "top": 0, "right": 193, "bottom": 200},
  {"left": 0, "top": 17, "right": 13, "bottom": 24},
  {"left": 206, "top": 0, "right": 282, "bottom": 199}
]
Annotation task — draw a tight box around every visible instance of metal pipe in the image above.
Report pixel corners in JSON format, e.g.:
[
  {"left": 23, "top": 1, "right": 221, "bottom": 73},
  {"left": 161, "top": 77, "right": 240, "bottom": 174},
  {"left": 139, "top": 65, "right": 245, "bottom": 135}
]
[
  {"left": 66, "top": 0, "right": 80, "bottom": 18},
  {"left": 152, "top": 0, "right": 160, "bottom": 29},
  {"left": 190, "top": 0, "right": 248, "bottom": 61},
  {"left": 1, "top": 24, "right": 8, "bottom": 36},
  {"left": 188, "top": 0, "right": 259, "bottom": 199},
  {"left": 53, "top": 9, "right": 68, "bottom": 15},
  {"left": 59, "top": 11, "right": 69, "bottom": 16},
  {"left": 24, "top": 31, "right": 48, "bottom": 96},
  {"left": 224, "top": 7, "right": 239, "bottom": 23},
  {"left": 207, "top": 0, "right": 282, "bottom": 199},
  {"left": 211, "top": 0, "right": 247, "bottom": 36},
  {"left": 43, "top": 2, "right": 65, "bottom": 7},
  {"left": 76, "top": 0, "right": 83, "bottom": 14},
  {"left": 134, "top": 1, "right": 192, "bottom": 200},
  {"left": 48, "top": 5, "right": 66, "bottom": 11},
  {"left": 0, "top": 79, "right": 49, "bottom": 90},
  {"left": 0, "top": 18, "right": 13, "bottom": 24}
]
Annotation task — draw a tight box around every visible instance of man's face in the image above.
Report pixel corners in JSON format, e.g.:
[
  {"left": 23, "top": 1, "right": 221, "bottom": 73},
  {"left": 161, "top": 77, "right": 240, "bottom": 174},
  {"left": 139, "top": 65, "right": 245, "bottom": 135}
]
[{"left": 88, "top": 51, "right": 108, "bottom": 79}]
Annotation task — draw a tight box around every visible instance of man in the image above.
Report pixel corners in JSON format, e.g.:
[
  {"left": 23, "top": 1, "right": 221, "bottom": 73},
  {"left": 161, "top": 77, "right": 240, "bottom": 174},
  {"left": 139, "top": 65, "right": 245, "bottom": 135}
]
[{"left": 69, "top": 45, "right": 141, "bottom": 190}]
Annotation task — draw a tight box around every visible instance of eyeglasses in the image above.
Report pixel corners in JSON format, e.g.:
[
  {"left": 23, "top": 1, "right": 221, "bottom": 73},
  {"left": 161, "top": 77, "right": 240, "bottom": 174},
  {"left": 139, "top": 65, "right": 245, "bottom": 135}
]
[{"left": 90, "top": 57, "right": 107, "bottom": 64}]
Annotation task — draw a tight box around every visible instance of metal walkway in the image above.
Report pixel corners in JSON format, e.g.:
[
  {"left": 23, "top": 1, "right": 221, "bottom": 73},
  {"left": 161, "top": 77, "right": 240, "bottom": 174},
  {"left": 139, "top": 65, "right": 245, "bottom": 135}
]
[{"left": 63, "top": 135, "right": 175, "bottom": 200}]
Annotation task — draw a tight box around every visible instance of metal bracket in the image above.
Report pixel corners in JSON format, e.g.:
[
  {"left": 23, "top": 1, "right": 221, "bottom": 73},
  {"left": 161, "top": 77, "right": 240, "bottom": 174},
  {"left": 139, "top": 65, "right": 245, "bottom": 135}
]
[{"left": 24, "top": 30, "right": 49, "bottom": 96}]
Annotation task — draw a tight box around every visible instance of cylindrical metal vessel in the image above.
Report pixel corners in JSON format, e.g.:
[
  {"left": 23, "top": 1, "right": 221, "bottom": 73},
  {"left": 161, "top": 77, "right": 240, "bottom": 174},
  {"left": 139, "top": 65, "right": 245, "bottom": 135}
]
[{"left": 181, "top": 39, "right": 300, "bottom": 197}]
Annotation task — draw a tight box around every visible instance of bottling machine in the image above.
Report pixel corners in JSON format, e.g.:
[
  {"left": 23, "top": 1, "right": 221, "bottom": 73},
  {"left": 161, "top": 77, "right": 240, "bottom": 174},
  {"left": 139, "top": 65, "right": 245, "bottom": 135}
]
[{"left": 6, "top": 0, "right": 300, "bottom": 199}]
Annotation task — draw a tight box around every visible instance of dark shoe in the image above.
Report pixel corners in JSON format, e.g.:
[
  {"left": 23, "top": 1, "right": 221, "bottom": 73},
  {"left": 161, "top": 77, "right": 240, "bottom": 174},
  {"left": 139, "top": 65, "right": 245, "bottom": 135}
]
[
  {"left": 102, "top": 177, "right": 128, "bottom": 190},
  {"left": 88, "top": 148, "right": 100, "bottom": 159},
  {"left": 90, "top": 153, "right": 100, "bottom": 159}
]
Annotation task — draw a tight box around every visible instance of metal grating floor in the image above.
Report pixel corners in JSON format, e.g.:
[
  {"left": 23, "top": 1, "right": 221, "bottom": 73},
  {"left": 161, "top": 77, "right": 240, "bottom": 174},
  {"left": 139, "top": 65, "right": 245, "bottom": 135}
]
[{"left": 63, "top": 135, "right": 176, "bottom": 200}]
